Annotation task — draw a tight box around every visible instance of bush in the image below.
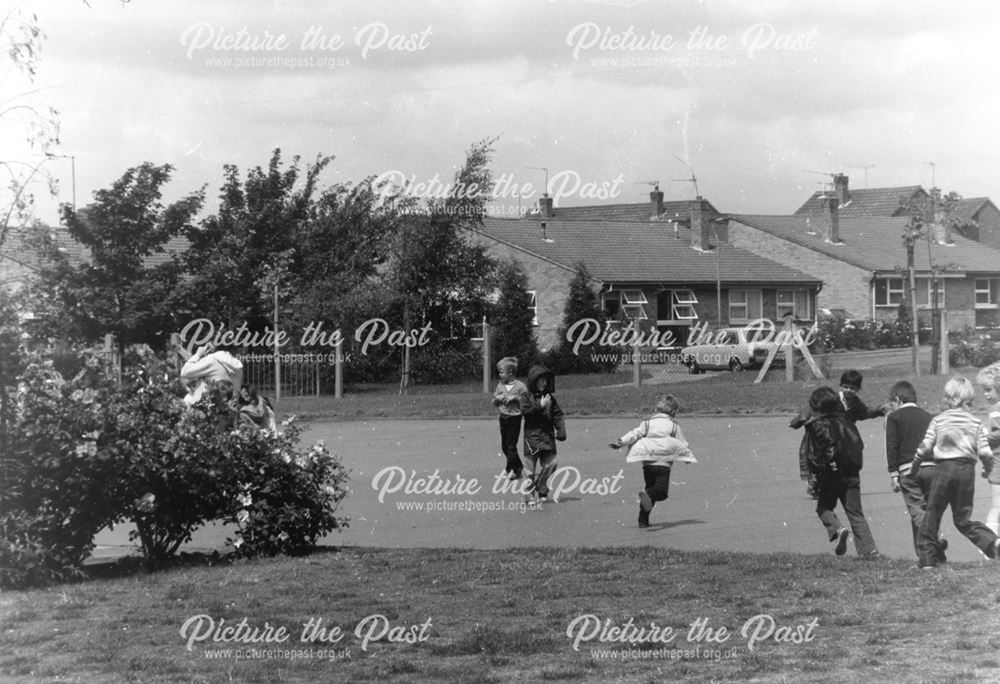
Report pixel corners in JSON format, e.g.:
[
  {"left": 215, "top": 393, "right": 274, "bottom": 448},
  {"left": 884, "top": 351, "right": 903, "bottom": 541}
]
[
  {"left": 1, "top": 352, "right": 124, "bottom": 582},
  {"left": 814, "top": 314, "right": 912, "bottom": 352},
  {"left": 224, "top": 419, "right": 349, "bottom": 557},
  {"left": 1, "top": 345, "right": 351, "bottom": 587},
  {"left": 948, "top": 329, "right": 1000, "bottom": 368}
]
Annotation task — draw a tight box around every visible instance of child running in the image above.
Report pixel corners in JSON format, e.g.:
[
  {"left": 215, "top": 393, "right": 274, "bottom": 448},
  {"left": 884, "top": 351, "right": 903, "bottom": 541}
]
[
  {"left": 491, "top": 356, "right": 529, "bottom": 480},
  {"left": 978, "top": 362, "right": 1000, "bottom": 535},
  {"left": 521, "top": 365, "right": 566, "bottom": 506},
  {"left": 610, "top": 395, "right": 696, "bottom": 528},
  {"left": 908, "top": 375, "right": 1000, "bottom": 568},
  {"left": 804, "top": 386, "right": 879, "bottom": 558}
]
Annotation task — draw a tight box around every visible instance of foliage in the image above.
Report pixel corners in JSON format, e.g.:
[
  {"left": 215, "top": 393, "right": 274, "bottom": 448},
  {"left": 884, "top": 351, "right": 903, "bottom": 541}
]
[
  {"left": 948, "top": 328, "right": 1000, "bottom": 368},
  {"left": 0, "top": 7, "right": 61, "bottom": 250},
  {"left": 490, "top": 259, "right": 538, "bottom": 371},
  {"left": 813, "top": 313, "right": 912, "bottom": 352},
  {"left": 224, "top": 418, "right": 349, "bottom": 557},
  {"left": 1, "top": 345, "right": 350, "bottom": 586},
  {"left": 546, "top": 263, "right": 617, "bottom": 374},
  {"left": 1, "top": 350, "right": 122, "bottom": 583},
  {"left": 27, "top": 163, "right": 204, "bottom": 351}
]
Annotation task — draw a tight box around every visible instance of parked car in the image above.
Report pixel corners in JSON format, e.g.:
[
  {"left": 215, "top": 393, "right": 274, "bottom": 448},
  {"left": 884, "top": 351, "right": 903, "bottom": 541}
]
[{"left": 680, "top": 327, "right": 784, "bottom": 373}]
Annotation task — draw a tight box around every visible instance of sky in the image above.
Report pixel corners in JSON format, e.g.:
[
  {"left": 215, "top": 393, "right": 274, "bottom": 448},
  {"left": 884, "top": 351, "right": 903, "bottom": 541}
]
[{"left": 5, "top": 0, "right": 1000, "bottom": 226}]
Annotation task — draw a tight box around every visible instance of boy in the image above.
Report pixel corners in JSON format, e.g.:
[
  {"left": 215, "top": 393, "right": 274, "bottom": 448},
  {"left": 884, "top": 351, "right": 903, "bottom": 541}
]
[
  {"left": 977, "top": 362, "right": 1000, "bottom": 535},
  {"left": 521, "top": 364, "right": 566, "bottom": 505},
  {"left": 791, "top": 369, "right": 888, "bottom": 500},
  {"left": 884, "top": 381, "right": 946, "bottom": 561},
  {"left": 804, "top": 386, "right": 879, "bottom": 558},
  {"left": 838, "top": 369, "right": 889, "bottom": 425},
  {"left": 908, "top": 375, "right": 1000, "bottom": 568},
  {"left": 491, "top": 357, "right": 529, "bottom": 480},
  {"left": 610, "top": 395, "right": 695, "bottom": 528}
]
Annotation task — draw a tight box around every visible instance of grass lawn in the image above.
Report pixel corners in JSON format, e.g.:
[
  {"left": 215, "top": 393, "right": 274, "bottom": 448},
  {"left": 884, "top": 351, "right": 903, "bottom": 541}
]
[
  {"left": 2, "top": 547, "right": 999, "bottom": 683},
  {"left": 280, "top": 362, "right": 985, "bottom": 422}
]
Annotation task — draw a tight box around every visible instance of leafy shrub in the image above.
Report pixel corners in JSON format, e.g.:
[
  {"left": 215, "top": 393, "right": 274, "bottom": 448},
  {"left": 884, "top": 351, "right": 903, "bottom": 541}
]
[
  {"left": 409, "top": 341, "right": 480, "bottom": 384},
  {"left": 0, "top": 511, "right": 85, "bottom": 589},
  {"left": 814, "top": 314, "right": 913, "bottom": 352},
  {"left": 949, "top": 329, "right": 1000, "bottom": 368},
  {"left": 2, "top": 345, "right": 351, "bottom": 586},
  {"left": 224, "top": 419, "right": 349, "bottom": 557},
  {"left": 1, "top": 352, "right": 124, "bottom": 582}
]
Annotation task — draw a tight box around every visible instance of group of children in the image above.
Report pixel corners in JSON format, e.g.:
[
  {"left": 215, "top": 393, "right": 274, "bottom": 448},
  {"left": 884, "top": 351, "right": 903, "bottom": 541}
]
[
  {"left": 791, "top": 366, "right": 1000, "bottom": 567},
  {"left": 493, "top": 354, "right": 1000, "bottom": 566},
  {"left": 492, "top": 356, "right": 693, "bottom": 522}
]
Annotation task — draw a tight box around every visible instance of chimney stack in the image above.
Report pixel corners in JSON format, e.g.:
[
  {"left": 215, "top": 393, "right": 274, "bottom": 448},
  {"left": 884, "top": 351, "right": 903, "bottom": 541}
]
[
  {"left": 690, "top": 197, "right": 713, "bottom": 251},
  {"left": 833, "top": 173, "right": 849, "bottom": 206},
  {"left": 538, "top": 194, "right": 553, "bottom": 219},
  {"left": 932, "top": 203, "right": 954, "bottom": 245},
  {"left": 649, "top": 185, "right": 664, "bottom": 218},
  {"left": 822, "top": 196, "right": 841, "bottom": 243}
]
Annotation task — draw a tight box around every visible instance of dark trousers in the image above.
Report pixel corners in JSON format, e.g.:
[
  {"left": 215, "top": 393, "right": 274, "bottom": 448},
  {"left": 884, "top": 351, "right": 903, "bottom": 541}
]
[
  {"left": 898, "top": 464, "right": 935, "bottom": 558},
  {"left": 917, "top": 459, "right": 998, "bottom": 567},
  {"left": 815, "top": 471, "right": 877, "bottom": 555},
  {"left": 640, "top": 465, "right": 672, "bottom": 524},
  {"left": 498, "top": 415, "right": 523, "bottom": 475}
]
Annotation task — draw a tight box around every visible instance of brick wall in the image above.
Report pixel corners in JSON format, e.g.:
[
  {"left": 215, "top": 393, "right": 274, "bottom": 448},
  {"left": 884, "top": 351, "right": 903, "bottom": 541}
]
[
  {"left": 467, "top": 231, "right": 582, "bottom": 351},
  {"left": 730, "top": 221, "right": 873, "bottom": 317},
  {"left": 975, "top": 203, "right": 1000, "bottom": 250}
]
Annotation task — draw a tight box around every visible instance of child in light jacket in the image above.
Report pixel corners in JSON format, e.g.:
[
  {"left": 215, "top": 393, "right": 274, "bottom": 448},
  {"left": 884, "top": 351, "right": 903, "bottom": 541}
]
[{"left": 611, "top": 395, "right": 696, "bottom": 528}]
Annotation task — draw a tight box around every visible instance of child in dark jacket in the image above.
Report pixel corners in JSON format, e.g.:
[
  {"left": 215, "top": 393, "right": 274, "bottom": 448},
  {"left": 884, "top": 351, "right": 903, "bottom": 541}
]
[
  {"left": 521, "top": 365, "right": 566, "bottom": 505},
  {"left": 792, "top": 369, "right": 887, "bottom": 499},
  {"left": 805, "top": 386, "right": 880, "bottom": 558}
]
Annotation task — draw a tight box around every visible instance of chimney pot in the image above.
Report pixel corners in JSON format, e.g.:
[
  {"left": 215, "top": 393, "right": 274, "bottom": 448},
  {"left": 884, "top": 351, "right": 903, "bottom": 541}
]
[
  {"left": 649, "top": 186, "right": 664, "bottom": 218},
  {"left": 833, "top": 174, "right": 849, "bottom": 206}
]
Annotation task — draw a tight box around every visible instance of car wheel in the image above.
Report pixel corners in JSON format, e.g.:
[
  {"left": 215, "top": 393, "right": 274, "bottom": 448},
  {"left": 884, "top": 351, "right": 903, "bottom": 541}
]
[{"left": 728, "top": 358, "right": 745, "bottom": 372}]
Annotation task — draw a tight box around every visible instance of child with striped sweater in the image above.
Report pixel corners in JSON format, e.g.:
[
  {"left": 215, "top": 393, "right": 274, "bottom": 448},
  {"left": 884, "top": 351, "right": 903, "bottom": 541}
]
[{"left": 909, "top": 375, "right": 1000, "bottom": 568}]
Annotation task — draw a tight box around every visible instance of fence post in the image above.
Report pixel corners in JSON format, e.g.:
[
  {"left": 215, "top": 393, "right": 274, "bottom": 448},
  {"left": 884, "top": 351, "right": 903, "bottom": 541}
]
[
  {"left": 482, "top": 320, "right": 491, "bottom": 394},
  {"left": 632, "top": 340, "right": 641, "bottom": 388},
  {"left": 335, "top": 339, "right": 343, "bottom": 399},
  {"left": 939, "top": 310, "right": 949, "bottom": 375},
  {"left": 784, "top": 318, "right": 795, "bottom": 382}
]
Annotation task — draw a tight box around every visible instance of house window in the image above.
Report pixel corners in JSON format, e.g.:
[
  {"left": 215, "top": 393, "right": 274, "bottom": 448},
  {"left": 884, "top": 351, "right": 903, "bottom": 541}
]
[
  {"left": 602, "top": 291, "right": 621, "bottom": 320},
  {"left": 975, "top": 279, "right": 999, "bottom": 307},
  {"left": 728, "top": 289, "right": 763, "bottom": 323},
  {"left": 914, "top": 278, "right": 945, "bottom": 309},
  {"left": 526, "top": 290, "right": 538, "bottom": 326},
  {"left": 777, "top": 290, "right": 813, "bottom": 320},
  {"left": 874, "top": 278, "right": 905, "bottom": 307},
  {"left": 671, "top": 289, "right": 698, "bottom": 320},
  {"left": 622, "top": 289, "right": 649, "bottom": 320}
]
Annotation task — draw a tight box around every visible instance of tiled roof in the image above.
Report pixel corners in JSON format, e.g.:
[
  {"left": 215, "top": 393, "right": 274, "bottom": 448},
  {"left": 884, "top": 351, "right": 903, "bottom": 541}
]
[
  {"left": 732, "top": 214, "right": 1000, "bottom": 275},
  {"left": 794, "top": 186, "right": 926, "bottom": 217},
  {"left": 474, "top": 217, "right": 821, "bottom": 285},
  {"left": 530, "top": 199, "right": 720, "bottom": 223},
  {"left": 1, "top": 226, "right": 188, "bottom": 270},
  {"left": 953, "top": 197, "right": 997, "bottom": 223}
]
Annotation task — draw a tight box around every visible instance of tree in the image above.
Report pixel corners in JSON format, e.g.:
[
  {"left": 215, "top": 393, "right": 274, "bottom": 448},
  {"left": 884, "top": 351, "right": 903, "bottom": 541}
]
[
  {"left": 0, "top": 8, "right": 60, "bottom": 255},
  {"left": 174, "top": 150, "right": 330, "bottom": 332},
  {"left": 491, "top": 259, "right": 538, "bottom": 371},
  {"left": 28, "top": 163, "right": 204, "bottom": 352},
  {"left": 553, "top": 262, "right": 616, "bottom": 373},
  {"left": 385, "top": 138, "right": 499, "bottom": 389}
]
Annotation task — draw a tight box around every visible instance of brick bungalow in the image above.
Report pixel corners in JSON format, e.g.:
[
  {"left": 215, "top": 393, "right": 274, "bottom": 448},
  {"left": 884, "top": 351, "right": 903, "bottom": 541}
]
[
  {"left": 796, "top": 173, "right": 1000, "bottom": 250},
  {"left": 729, "top": 199, "right": 1000, "bottom": 330},
  {"left": 469, "top": 195, "right": 822, "bottom": 351}
]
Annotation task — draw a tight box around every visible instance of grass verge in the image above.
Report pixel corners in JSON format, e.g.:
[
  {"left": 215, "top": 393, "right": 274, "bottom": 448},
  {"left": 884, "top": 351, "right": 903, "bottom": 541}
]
[
  {"left": 2, "top": 547, "right": 999, "bottom": 683},
  {"left": 280, "top": 364, "right": 983, "bottom": 422}
]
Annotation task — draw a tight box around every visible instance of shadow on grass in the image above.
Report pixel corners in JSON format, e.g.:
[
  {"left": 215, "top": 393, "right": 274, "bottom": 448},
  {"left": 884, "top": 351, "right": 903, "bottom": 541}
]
[
  {"left": 643, "top": 518, "right": 705, "bottom": 531},
  {"left": 82, "top": 545, "right": 347, "bottom": 581}
]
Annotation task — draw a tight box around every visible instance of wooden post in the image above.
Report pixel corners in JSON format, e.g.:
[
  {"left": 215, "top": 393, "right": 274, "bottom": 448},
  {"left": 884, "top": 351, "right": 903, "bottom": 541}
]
[
  {"left": 273, "top": 281, "right": 281, "bottom": 401},
  {"left": 482, "top": 320, "right": 491, "bottom": 394},
  {"left": 334, "top": 339, "right": 343, "bottom": 399},
  {"left": 633, "top": 341, "right": 642, "bottom": 387},
  {"left": 939, "top": 310, "right": 949, "bottom": 375},
  {"left": 784, "top": 318, "right": 795, "bottom": 382}
]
